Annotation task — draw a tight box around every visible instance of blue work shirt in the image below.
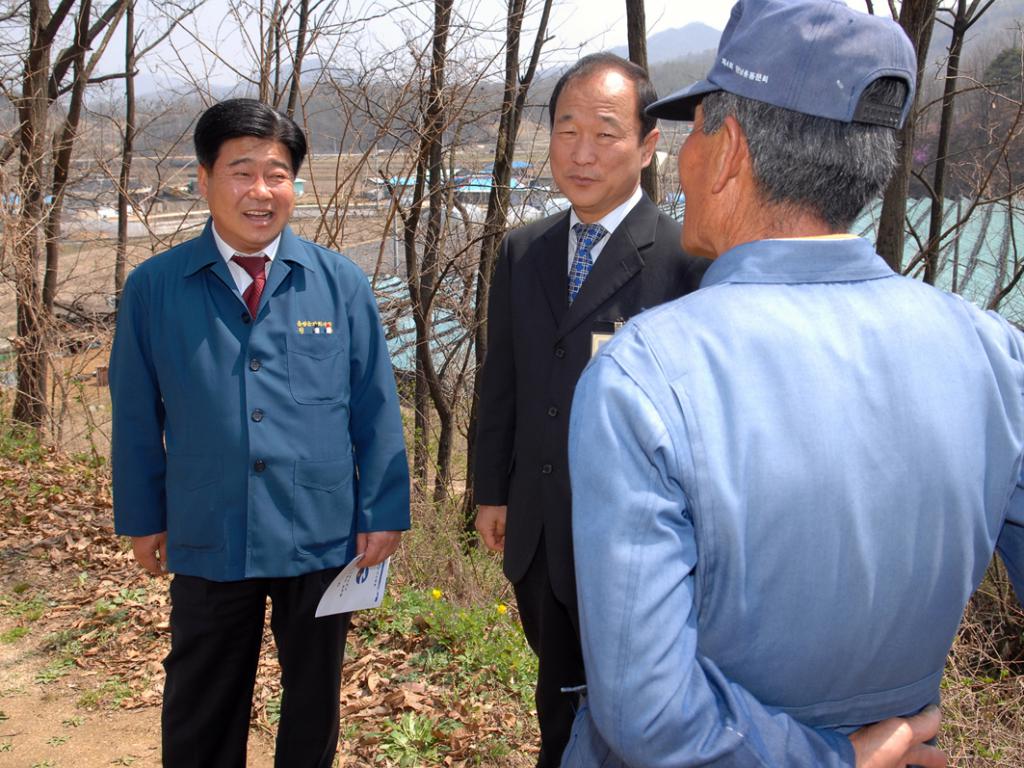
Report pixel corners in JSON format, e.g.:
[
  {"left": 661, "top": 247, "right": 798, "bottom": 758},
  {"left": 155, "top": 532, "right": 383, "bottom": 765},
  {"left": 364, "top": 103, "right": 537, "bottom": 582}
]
[
  {"left": 563, "top": 237, "right": 1024, "bottom": 766},
  {"left": 110, "top": 222, "right": 410, "bottom": 581}
]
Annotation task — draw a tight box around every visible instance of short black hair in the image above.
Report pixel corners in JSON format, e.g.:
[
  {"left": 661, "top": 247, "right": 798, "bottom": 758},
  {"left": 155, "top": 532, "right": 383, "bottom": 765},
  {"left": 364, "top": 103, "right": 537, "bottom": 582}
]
[
  {"left": 548, "top": 53, "right": 659, "bottom": 140},
  {"left": 193, "top": 98, "right": 307, "bottom": 175}
]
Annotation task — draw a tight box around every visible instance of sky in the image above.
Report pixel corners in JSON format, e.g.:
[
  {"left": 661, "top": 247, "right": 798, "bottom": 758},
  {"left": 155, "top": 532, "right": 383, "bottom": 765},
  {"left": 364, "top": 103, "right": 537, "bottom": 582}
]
[
  {"left": 548, "top": 0, "right": 738, "bottom": 52},
  {"left": 111, "top": 0, "right": 865, "bottom": 92},
  {"left": 113, "top": 0, "right": 744, "bottom": 91}
]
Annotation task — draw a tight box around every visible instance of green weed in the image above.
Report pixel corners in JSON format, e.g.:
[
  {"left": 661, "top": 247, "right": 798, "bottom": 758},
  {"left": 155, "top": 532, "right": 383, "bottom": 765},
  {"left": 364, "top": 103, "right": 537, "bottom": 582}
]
[
  {"left": 265, "top": 695, "right": 281, "bottom": 726},
  {"left": 1, "top": 592, "right": 47, "bottom": 622},
  {"left": 376, "top": 711, "right": 457, "bottom": 767},
  {"left": 359, "top": 588, "right": 536, "bottom": 705},
  {"left": 0, "top": 424, "right": 48, "bottom": 464},
  {"left": 0, "top": 626, "right": 29, "bottom": 643},
  {"left": 77, "top": 677, "right": 133, "bottom": 710},
  {"left": 35, "top": 657, "right": 75, "bottom": 684}
]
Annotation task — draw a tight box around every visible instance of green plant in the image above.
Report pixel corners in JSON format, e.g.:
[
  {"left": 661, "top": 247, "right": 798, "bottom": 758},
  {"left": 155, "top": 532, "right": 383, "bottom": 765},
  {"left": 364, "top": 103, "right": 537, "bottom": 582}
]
[
  {"left": 376, "top": 711, "right": 455, "bottom": 767},
  {"left": 42, "top": 628, "right": 84, "bottom": 654},
  {"left": 70, "top": 450, "right": 106, "bottom": 469},
  {"left": 265, "top": 695, "right": 281, "bottom": 726},
  {"left": 91, "top": 598, "right": 130, "bottom": 626},
  {"left": 0, "top": 626, "right": 29, "bottom": 643},
  {"left": 357, "top": 588, "right": 536, "bottom": 707},
  {"left": 0, "top": 423, "right": 48, "bottom": 464},
  {"left": 1, "top": 592, "right": 47, "bottom": 622},
  {"left": 46, "top": 735, "right": 68, "bottom": 746},
  {"left": 35, "top": 658, "right": 75, "bottom": 684},
  {"left": 77, "top": 677, "right": 133, "bottom": 710}
]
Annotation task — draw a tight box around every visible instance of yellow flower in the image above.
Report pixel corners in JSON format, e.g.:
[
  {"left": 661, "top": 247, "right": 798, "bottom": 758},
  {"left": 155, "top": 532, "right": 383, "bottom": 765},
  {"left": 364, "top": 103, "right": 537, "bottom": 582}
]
[
  {"left": 431, "top": 588, "right": 443, "bottom": 600},
  {"left": 496, "top": 603, "right": 508, "bottom": 614}
]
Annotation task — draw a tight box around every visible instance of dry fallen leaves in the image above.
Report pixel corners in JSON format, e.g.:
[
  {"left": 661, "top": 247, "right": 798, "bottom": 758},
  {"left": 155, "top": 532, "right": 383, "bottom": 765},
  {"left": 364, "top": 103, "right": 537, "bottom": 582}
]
[{"left": 0, "top": 450, "right": 536, "bottom": 767}]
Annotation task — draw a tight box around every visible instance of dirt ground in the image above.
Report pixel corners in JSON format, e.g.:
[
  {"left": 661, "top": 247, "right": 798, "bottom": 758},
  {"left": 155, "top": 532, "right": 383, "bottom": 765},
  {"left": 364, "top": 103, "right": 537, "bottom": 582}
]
[{"left": 0, "top": 618, "right": 277, "bottom": 767}]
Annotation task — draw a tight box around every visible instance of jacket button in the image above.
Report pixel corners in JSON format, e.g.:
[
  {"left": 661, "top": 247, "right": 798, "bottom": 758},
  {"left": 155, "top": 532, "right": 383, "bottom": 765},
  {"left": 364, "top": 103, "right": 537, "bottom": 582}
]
[
  {"left": 249, "top": 358, "right": 262, "bottom": 372},
  {"left": 547, "top": 406, "right": 558, "bottom": 417},
  {"left": 554, "top": 347, "right": 566, "bottom": 359},
  {"left": 541, "top": 463, "right": 552, "bottom": 475},
  {"left": 241, "top": 313, "right": 251, "bottom": 325},
  {"left": 251, "top": 409, "right": 264, "bottom": 422},
  {"left": 253, "top": 459, "right": 266, "bottom": 473}
]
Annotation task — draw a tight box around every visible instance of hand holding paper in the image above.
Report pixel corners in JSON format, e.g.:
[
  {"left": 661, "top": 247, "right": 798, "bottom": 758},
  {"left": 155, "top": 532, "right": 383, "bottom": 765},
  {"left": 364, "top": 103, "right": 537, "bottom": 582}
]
[{"left": 315, "top": 554, "right": 390, "bottom": 616}]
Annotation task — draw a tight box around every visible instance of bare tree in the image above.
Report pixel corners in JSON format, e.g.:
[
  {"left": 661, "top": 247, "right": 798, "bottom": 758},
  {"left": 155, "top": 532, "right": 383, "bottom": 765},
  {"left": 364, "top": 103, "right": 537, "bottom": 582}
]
[
  {"left": 114, "top": 1, "right": 202, "bottom": 299},
  {"left": 114, "top": 0, "right": 136, "bottom": 300},
  {"left": 920, "top": 0, "right": 998, "bottom": 285},
  {"left": 463, "top": 0, "right": 553, "bottom": 520},
  {"left": 8, "top": 0, "right": 129, "bottom": 430},
  {"left": 874, "top": 0, "right": 939, "bottom": 272},
  {"left": 626, "top": 0, "right": 657, "bottom": 202}
]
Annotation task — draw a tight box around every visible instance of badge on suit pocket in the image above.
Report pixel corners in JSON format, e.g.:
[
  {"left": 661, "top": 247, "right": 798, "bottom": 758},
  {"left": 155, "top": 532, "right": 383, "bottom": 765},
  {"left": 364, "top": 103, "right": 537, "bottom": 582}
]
[{"left": 590, "top": 319, "right": 625, "bottom": 358}]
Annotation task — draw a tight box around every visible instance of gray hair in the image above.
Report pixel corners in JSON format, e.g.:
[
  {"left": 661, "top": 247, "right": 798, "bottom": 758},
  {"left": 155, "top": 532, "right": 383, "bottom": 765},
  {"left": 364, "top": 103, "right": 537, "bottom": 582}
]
[{"left": 700, "top": 79, "right": 906, "bottom": 230}]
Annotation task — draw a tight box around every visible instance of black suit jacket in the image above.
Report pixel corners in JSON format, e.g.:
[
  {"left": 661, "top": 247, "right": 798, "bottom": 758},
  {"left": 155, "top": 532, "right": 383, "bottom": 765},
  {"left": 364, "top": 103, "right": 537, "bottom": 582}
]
[{"left": 474, "top": 194, "right": 708, "bottom": 606}]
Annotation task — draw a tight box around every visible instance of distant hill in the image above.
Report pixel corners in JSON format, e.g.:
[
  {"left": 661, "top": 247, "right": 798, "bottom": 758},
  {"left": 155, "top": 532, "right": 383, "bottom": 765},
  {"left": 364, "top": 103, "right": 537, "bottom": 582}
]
[
  {"left": 609, "top": 22, "right": 721, "bottom": 65},
  {"left": 604, "top": 1, "right": 1024, "bottom": 75}
]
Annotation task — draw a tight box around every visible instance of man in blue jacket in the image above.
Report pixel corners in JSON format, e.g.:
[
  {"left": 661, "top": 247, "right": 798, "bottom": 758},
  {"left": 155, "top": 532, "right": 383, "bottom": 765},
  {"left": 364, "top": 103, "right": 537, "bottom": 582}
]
[
  {"left": 110, "top": 99, "right": 410, "bottom": 768},
  {"left": 563, "top": 1, "right": 1023, "bottom": 766}
]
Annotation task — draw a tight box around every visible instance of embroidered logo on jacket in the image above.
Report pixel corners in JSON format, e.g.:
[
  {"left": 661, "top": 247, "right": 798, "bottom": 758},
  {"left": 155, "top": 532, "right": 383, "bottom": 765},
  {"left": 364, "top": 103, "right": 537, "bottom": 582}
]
[{"left": 296, "top": 320, "right": 333, "bottom": 335}]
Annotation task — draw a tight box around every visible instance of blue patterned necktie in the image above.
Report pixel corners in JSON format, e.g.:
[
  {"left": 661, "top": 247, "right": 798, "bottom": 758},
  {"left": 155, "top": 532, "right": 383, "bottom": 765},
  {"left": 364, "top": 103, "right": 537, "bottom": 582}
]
[{"left": 568, "top": 222, "right": 607, "bottom": 305}]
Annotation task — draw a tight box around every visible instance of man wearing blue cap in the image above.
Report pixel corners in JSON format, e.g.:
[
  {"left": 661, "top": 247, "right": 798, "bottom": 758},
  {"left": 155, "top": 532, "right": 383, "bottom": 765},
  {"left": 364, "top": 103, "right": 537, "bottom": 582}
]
[{"left": 562, "top": 1, "right": 1024, "bottom": 766}]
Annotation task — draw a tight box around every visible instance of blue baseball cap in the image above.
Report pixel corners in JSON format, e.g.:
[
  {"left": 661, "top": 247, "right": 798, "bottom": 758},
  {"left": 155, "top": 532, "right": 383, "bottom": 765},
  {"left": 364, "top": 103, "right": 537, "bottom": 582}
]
[{"left": 647, "top": 0, "right": 917, "bottom": 127}]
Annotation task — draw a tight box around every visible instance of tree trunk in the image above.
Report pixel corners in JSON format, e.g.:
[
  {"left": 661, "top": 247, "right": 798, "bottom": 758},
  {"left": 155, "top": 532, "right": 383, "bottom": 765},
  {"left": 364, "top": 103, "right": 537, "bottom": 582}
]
[
  {"left": 13, "top": 0, "right": 54, "bottom": 429},
  {"left": 285, "top": 0, "right": 309, "bottom": 119},
  {"left": 115, "top": 0, "right": 136, "bottom": 301},
  {"left": 626, "top": 0, "right": 658, "bottom": 202},
  {"left": 876, "top": 0, "right": 938, "bottom": 272},
  {"left": 463, "top": 0, "right": 553, "bottom": 525},
  {"left": 418, "top": 0, "right": 454, "bottom": 502},
  {"left": 918, "top": 0, "right": 998, "bottom": 283},
  {"left": 923, "top": 1, "right": 974, "bottom": 285},
  {"left": 44, "top": 0, "right": 93, "bottom": 313},
  {"left": 401, "top": 163, "right": 427, "bottom": 492}
]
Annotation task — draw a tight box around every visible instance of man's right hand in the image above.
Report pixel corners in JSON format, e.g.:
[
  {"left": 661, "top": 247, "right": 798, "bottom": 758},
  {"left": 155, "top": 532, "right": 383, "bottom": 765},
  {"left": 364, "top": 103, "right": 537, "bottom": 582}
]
[
  {"left": 850, "top": 705, "right": 946, "bottom": 768},
  {"left": 131, "top": 532, "right": 168, "bottom": 576},
  {"left": 475, "top": 505, "right": 507, "bottom": 552}
]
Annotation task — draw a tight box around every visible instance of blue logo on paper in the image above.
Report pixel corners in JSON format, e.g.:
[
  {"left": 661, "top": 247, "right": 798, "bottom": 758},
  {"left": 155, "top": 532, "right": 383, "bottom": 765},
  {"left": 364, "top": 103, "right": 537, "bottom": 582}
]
[{"left": 356, "top": 568, "right": 369, "bottom": 584}]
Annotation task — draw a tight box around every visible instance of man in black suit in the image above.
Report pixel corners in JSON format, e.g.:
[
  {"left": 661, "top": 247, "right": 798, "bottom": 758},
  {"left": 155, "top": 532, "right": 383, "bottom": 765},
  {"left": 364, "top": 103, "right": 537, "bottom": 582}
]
[{"left": 473, "top": 53, "right": 707, "bottom": 767}]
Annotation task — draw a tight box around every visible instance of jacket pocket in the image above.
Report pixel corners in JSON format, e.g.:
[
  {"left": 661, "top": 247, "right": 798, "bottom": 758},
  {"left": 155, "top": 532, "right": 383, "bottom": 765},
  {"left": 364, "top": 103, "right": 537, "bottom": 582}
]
[
  {"left": 286, "top": 332, "right": 346, "bottom": 405},
  {"left": 293, "top": 457, "right": 355, "bottom": 555},
  {"left": 165, "top": 455, "right": 223, "bottom": 551}
]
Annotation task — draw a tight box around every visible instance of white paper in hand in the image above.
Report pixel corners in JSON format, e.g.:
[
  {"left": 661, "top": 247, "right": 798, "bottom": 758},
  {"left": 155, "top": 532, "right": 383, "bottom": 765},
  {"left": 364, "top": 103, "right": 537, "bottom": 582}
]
[{"left": 315, "top": 554, "right": 390, "bottom": 617}]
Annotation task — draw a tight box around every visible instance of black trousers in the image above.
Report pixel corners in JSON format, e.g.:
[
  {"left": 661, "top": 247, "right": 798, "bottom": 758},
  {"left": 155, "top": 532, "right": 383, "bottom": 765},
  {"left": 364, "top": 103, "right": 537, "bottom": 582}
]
[
  {"left": 162, "top": 569, "right": 350, "bottom": 768},
  {"left": 513, "top": 539, "right": 586, "bottom": 768}
]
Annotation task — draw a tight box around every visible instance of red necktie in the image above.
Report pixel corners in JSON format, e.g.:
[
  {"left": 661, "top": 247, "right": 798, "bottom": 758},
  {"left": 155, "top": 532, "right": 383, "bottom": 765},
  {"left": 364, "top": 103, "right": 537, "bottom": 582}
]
[{"left": 232, "top": 255, "right": 269, "bottom": 318}]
